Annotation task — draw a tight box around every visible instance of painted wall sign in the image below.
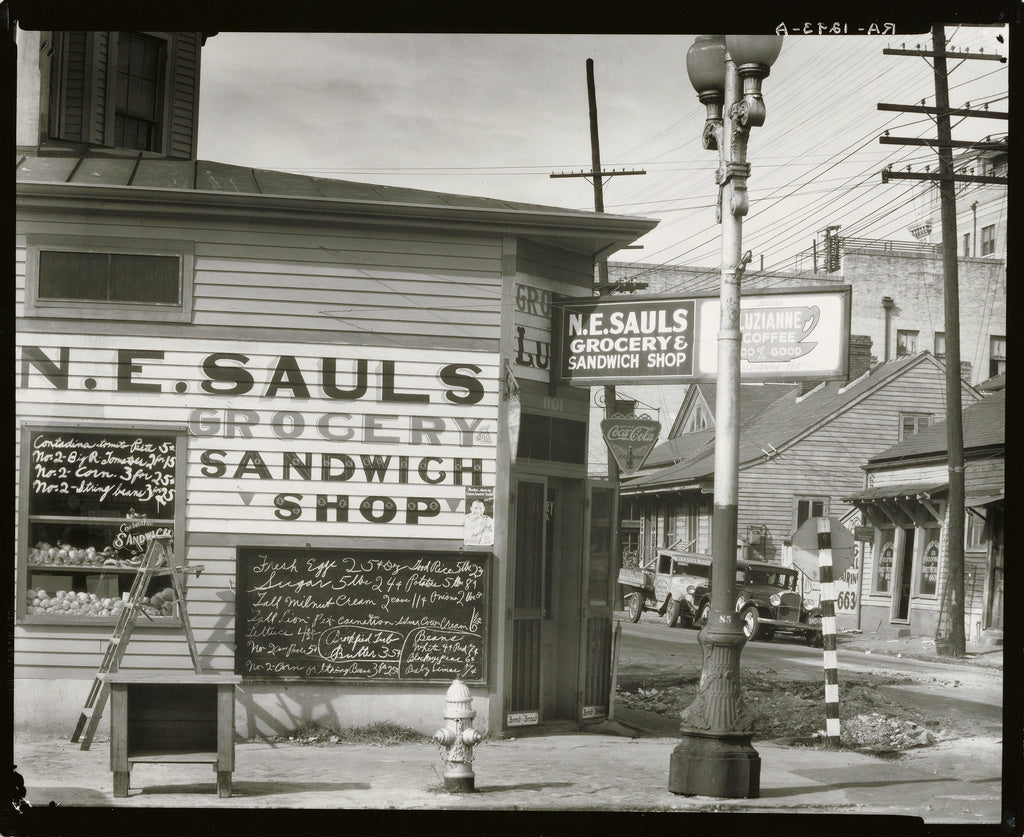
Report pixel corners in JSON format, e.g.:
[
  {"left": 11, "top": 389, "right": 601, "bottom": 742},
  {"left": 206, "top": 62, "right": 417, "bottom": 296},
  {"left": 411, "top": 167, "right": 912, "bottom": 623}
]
[
  {"left": 553, "top": 286, "right": 851, "bottom": 386},
  {"left": 235, "top": 548, "right": 489, "bottom": 682},
  {"left": 18, "top": 335, "right": 498, "bottom": 538},
  {"left": 513, "top": 282, "right": 553, "bottom": 383},
  {"left": 835, "top": 546, "right": 860, "bottom": 614}
]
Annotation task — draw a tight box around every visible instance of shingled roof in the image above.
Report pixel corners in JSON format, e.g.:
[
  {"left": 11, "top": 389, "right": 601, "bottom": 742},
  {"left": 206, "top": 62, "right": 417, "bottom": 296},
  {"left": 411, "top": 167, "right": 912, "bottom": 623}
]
[
  {"left": 16, "top": 150, "right": 657, "bottom": 256},
  {"left": 622, "top": 352, "right": 975, "bottom": 494},
  {"left": 864, "top": 388, "right": 1004, "bottom": 467},
  {"left": 16, "top": 152, "right": 605, "bottom": 214}
]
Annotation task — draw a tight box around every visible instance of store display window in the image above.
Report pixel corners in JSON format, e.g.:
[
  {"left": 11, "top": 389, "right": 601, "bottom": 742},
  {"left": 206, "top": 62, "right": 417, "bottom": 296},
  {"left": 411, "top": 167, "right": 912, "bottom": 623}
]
[
  {"left": 873, "top": 531, "right": 895, "bottom": 594},
  {"left": 20, "top": 426, "right": 186, "bottom": 623}
]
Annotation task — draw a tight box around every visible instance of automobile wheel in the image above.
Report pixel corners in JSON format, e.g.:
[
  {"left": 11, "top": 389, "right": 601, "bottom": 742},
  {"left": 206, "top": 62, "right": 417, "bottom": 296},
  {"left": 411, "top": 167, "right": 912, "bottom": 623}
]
[
  {"left": 741, "top": 606, "right": 760, "bottom": 640},
  {"left": 806, "top": 630, "right": 824, "bottom": 647},
  {"left": 665, "top": 599, "right": 680, "bottom": 628},
  {"left": 695, "top": 602, "right": 710, "bottom": 629},
  {"left": 626, "top": 592, "right": 643, "bottom": 623}
]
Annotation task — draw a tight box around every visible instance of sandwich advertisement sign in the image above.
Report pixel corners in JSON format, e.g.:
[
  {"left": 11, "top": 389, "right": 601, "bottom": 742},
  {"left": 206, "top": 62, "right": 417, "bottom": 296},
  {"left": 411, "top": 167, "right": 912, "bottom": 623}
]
[{"left": 552, "top": 286, "right": 851, "bottom": 386}]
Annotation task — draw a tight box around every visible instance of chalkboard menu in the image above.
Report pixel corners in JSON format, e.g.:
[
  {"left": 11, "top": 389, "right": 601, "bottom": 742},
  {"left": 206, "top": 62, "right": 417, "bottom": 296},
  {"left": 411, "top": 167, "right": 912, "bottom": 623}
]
[
  {"left": 29, "top": 430, "right": 176, "bottom": 518},
  {"left": 235, "top": 548, "right": 489, "bottom": 683}
]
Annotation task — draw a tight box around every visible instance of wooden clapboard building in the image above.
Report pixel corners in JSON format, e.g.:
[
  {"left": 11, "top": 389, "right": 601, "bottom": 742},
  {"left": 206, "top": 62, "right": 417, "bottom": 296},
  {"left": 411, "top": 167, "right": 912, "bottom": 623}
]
[
  {"left": 14, "top": 28, "right": 656, "bottom": 737},
  {"left": 621, "top": 352, "right": 981, "bottom": 629},
  {"left": 845, "top": 387, "right": 1004, "bottom": 643}
]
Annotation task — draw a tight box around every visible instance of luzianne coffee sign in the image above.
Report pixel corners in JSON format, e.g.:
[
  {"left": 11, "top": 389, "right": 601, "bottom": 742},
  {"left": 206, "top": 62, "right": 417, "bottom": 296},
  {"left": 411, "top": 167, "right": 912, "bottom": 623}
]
[{"left": 553, "top": 286, "right": 851, "bottom": 385}]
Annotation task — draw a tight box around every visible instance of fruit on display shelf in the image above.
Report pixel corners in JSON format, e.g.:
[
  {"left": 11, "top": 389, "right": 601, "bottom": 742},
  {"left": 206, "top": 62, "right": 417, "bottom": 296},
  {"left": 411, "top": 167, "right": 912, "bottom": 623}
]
[
  {"left": 25, "top": 588, "right": 177, "bottom": 617},
  {"left": 27, "top": 541, "right": 140, "bottom": 568}
]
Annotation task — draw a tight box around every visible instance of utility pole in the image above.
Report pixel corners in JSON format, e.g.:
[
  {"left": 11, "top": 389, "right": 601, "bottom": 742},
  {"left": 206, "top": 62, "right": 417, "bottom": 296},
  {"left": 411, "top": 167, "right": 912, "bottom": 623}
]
[
  {"left": 552, "top": 58, "right": 647, "bottom": 592},
  {"left": 877, "top": 26, "right": 1007, "bottom": 657}
]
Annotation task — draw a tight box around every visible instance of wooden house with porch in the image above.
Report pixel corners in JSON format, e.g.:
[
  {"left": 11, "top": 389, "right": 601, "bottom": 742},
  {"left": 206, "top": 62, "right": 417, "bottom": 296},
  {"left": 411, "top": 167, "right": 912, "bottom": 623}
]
[
  {"left": 845, "top": 387, "right": 1004, "bottom": 643},
  {"left": 620, "top": 352, "right": 980, "bottom": 625}
]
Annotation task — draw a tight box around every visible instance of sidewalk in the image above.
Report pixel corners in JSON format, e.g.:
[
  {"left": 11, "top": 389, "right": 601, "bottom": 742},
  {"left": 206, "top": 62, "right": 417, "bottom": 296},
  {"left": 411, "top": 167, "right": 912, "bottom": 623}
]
[
  {"left": 12, "top": 706, "right": 1004, "bottom": 824},
  {"left": 834, "top": 631, "right": 1003, "bottom": 669}
]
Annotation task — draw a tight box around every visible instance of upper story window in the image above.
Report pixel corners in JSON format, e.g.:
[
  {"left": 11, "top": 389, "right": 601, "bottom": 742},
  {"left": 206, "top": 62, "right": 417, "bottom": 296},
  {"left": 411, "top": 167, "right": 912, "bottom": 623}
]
[
  {"left": 38, "top": 251, "right": 179, "bottom": 304},
  {"left": 962, "top": 234, "right": 970, "bottom": 258},
  {"left": 896, "top": 329, "right": 919, "bottom": 357},
  {"left": 934, "top": 332, "right": 946, "bottom": 360},
  {"left": 980, "top": 224, "right": 997, "bottom": 256},
  {"left": 899, "top": 412, "right": 933, "bottom": 440},
  {"left": 990, "top": 335, "right": 1006, "bottom": 378},
  {"left": 43, "top": 31, "right": 199, "bottom": 159},
  {"left": 25, "top": 235, "right": 194, "bottom": 323},
  {"left": 114, "top": 33, "right": 167, "bottom": 152},
  {"left": 683, "top": 405, "right": 710, "bottom": 433},
  {"left": 794, "top": 496, "right": 828, "bottom": 532}
]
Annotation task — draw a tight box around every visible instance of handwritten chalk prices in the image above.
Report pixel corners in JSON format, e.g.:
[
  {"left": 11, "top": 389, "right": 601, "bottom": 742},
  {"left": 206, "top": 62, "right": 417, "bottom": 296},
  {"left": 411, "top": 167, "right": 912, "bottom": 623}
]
[
  {"left": 29, "top": 431, "right": 176, "bottom": 516},
  {"left": 236, "top": 549, "right": 489, "bottom": 682}
]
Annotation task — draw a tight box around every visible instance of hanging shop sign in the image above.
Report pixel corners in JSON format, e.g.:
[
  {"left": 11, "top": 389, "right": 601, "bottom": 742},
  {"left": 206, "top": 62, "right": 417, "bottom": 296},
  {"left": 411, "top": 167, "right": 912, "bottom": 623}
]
[
  {"left": 600, "top": 416, "right": 661, "bottom": 477},
  {"left": 552, "top": 286, "right": 851, "bottom": 386}
]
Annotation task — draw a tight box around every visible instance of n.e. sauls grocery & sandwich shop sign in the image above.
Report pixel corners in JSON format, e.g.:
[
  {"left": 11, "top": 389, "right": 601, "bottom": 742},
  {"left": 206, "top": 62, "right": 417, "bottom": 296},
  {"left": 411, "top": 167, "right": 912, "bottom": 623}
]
[
  {"left": 553, "top": 286, "right": 851, "bottom": 386},
  {"left": 18, "top": 335, "right": 497, "bottom": 540}
]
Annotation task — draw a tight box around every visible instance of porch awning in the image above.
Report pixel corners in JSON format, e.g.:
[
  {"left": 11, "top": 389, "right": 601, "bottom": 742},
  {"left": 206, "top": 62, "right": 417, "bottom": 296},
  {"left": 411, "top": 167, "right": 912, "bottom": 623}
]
[
  {"left": 965, "top": 491, "right": 1004, "bottom": 508},
  {"left": 844, "top": 481, "right": 948, "bottom": 502}
]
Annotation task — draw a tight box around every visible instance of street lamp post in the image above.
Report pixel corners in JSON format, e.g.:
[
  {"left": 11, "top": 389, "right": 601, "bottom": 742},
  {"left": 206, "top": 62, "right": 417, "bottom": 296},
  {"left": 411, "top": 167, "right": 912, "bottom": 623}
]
[{"left": 669, "top": 33, "right": 782, "bottom": 800}]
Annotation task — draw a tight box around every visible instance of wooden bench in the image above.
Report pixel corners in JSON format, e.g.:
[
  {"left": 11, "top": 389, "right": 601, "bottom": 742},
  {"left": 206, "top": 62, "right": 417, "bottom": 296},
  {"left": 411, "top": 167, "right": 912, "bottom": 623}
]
[{"left": 101, "top": 672, "right": 241, "bottom": 798}]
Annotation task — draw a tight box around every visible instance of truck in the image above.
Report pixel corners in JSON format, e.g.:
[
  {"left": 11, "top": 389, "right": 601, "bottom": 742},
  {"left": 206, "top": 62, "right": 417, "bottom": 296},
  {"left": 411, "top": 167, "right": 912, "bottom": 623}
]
[{"left": 617, "top": 549, "right": 713, "bottom": 628}]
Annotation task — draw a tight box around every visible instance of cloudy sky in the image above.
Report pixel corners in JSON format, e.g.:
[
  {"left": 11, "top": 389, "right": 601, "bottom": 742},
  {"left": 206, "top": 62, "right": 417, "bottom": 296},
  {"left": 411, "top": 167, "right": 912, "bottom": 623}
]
[{"left": 196, "top": 27, "right": 1008, "bottom": 271}]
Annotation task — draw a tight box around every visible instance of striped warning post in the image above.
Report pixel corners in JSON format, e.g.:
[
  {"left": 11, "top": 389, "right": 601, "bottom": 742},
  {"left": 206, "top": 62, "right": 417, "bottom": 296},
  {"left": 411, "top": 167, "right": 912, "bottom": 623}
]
[{"left": 818, "top": 518, "right": 841, "bottom": 745}]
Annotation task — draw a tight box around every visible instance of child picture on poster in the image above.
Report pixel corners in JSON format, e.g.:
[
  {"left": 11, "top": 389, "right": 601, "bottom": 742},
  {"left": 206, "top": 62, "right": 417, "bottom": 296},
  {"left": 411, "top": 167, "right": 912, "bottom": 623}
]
[{"left": 463, "top": 487, "right": 495, "bottom": 546}]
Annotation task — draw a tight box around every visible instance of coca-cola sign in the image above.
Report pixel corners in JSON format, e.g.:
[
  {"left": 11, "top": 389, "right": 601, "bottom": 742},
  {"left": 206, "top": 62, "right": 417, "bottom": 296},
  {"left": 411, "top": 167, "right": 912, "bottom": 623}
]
[{"left": 600, "top": 417, "right": 661, "bottom": 477}]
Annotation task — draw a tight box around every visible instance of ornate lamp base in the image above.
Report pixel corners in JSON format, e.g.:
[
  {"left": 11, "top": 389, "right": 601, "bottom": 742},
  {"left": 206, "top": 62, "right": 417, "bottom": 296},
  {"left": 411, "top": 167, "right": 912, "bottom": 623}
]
[
  {"left": 668, "top": 729, "right": 760, "bottom": 798},
  {"left": 668, "top": 617, "right": 760, "bottom": 798}
]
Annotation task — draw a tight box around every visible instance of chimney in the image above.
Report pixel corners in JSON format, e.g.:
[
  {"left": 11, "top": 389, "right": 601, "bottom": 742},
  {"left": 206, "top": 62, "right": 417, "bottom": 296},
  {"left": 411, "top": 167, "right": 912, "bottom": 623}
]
[
  {"left": 847, "top": 335, "right": 874, "bottom": 382},
  {"left": 800, "top": 335, "right": 875, "bottom": 396}
]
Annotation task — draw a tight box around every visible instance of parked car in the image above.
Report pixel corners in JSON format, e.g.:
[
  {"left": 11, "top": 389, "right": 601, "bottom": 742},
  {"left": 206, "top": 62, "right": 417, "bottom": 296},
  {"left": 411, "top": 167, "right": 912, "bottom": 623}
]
[
  {"left": 692, "top": 557, "right": 822, "bottom": 645},
  {"left": 617, "top": 549, "right": 713, "bottom": 627}
]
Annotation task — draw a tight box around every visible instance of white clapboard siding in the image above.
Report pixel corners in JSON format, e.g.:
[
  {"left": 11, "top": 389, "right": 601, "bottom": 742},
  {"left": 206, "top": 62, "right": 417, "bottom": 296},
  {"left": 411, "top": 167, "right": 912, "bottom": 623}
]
[
  {"left": 735, "top": 361, "right": 977, "bottom": 554},
  {"left": 16, "top": 223, "right": 504, "bottom": 677},
  {"left": 510, "top": 238, "right": 596, "bottom": 385},
  {"left": 15, "top": 547, "right": 238, "bottom": 677},
  {"left": 16, "top": 219, "right": 506, "bottom": 341},
  {"left": 168, "top": 33, "right": 201, "bottom": 159},
  {"left": 869, "top": 463, "right": 947, "bottom": 487}
]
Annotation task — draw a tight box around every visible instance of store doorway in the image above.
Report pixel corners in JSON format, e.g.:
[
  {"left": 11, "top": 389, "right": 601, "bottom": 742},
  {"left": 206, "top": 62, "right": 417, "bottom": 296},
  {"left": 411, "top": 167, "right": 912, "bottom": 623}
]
[
  {"left": 507, "top": 476, "right": 583, "bottom": 727},
  {"left": 894, "top": 527, "right": 915, "bottom": 621}
]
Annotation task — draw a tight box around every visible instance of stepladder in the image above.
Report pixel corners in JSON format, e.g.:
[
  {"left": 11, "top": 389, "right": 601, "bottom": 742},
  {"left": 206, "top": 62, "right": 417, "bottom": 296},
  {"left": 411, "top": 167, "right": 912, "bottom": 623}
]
[{"left": 70, "top": 536, "right": 204, "bottom": 750}]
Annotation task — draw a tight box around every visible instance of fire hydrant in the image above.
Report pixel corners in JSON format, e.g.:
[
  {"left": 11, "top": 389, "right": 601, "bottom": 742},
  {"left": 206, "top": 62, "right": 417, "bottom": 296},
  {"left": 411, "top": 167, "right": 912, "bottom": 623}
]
[{"left": 434, "top": 678, "right": 482, "bottom": 792}]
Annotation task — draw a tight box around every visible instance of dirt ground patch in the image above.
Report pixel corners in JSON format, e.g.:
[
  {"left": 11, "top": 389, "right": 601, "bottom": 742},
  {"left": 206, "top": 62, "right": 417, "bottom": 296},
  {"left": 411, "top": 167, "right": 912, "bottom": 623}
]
[{"left": 617, "top": 663, "right": 964, "bottom": 753}]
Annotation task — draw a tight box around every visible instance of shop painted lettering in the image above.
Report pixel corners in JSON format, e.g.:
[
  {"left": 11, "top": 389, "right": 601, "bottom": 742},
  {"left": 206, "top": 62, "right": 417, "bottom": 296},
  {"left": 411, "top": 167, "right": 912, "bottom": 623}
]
[
  {"left": 20, "top": 345, "right": 494, "bottom": 529},
  {"left": 19, "top": 346, "right": 485, "bottom": 405}
]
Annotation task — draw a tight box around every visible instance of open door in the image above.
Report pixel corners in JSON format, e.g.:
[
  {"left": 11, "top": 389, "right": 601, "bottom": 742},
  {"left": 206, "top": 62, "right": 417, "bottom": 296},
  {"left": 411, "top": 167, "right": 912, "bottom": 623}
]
[
  {"left": 506, "top": 476, "right": 583, "bottom": 729},
  {"left": 578, "top": 481, "right": 615, "bottom": 722},
  {"left": 508, "top": 478, "right": 545, "bottom": 725}
]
